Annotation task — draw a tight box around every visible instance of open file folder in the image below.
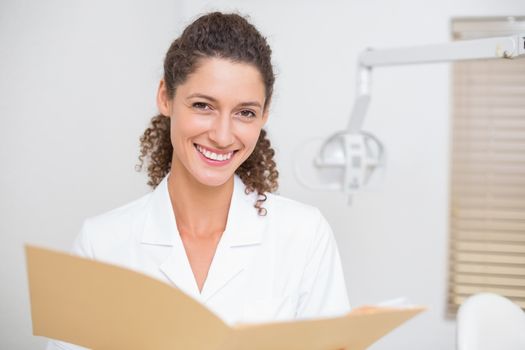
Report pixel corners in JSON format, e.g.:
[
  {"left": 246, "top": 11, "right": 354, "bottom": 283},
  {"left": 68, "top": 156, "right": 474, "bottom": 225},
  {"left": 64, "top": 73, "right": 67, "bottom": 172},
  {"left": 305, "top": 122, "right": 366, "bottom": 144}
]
[{"left": 25, "top": 245, "right": 425, "bottom": 350}]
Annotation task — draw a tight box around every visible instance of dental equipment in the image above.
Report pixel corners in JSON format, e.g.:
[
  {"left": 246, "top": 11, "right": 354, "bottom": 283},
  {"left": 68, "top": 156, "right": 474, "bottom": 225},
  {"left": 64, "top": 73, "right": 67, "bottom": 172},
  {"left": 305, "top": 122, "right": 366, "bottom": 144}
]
[{"left": 295, "top": 33, "right": 525, "bottom": 203}]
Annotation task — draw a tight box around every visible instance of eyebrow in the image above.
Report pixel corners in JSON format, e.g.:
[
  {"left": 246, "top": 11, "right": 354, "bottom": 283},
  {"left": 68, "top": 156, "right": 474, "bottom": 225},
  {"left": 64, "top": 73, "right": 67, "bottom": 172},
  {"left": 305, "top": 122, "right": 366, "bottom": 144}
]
[{"left": 186, "top": 93, "right": 263, "bottom": 109}]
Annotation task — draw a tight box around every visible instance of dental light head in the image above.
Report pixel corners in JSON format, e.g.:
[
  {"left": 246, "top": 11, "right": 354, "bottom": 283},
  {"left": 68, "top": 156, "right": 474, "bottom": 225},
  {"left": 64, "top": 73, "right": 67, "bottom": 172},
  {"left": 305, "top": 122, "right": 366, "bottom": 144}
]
[{"left": 316, "top": 130, "right": 385, "bottom": 195}]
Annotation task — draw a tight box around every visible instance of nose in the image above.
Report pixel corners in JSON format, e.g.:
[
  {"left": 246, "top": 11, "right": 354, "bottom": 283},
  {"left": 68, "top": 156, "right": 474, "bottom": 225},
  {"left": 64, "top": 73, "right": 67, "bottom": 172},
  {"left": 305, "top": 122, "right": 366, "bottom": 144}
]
[{"left": 209, "top": 113, "right": 235, "bottom": 148}]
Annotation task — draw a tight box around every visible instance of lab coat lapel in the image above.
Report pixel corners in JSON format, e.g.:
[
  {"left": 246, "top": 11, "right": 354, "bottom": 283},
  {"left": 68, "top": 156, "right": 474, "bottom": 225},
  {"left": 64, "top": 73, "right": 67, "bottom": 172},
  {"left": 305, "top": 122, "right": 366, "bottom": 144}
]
[
  {"left": 200, "top": 176, "right": 267, "bottom": 302},
  {"left": 140, "top": 175, "right": 200, "bottom": 298}
]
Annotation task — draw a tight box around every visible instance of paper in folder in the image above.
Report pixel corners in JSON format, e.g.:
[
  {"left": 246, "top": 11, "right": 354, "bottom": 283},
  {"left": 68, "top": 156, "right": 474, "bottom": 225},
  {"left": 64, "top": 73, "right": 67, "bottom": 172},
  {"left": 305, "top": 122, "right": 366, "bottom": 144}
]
[{"left": 25, "top": 245, "right": 425, "bottom": 350}]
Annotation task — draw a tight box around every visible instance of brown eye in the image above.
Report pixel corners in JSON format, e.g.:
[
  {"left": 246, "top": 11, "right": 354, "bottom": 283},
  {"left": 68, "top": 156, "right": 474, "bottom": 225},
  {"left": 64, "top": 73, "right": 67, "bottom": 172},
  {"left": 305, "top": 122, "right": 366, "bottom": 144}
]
[
  {"left": 239, "top": 109, "right": 256, "bottom": 118},
  {"left": 192, "top": 102, "right": 210, "bottom": 110}
]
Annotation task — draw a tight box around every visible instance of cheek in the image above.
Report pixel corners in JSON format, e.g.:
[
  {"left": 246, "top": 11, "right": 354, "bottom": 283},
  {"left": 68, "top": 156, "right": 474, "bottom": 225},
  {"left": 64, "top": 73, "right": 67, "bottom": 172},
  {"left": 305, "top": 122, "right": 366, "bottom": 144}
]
[
  {"left": 169, "top": 124, "right": 180, "bottom": 148},
  {"left": 169, "top": 115, "right": 209, "bottom": 146},
  {"left": 169, "top": 121, "right": 192, "bottom": 158},
  {"left": 238, "top": 125, "right": 263, "bottom": 152}
]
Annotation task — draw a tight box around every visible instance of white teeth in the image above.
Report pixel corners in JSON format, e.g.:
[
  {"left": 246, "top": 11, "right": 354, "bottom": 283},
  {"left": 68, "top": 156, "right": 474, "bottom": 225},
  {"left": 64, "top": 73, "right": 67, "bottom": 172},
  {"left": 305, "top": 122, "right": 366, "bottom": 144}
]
[{"left": 196, "top": 145, "right": 233, "bottom": 161}]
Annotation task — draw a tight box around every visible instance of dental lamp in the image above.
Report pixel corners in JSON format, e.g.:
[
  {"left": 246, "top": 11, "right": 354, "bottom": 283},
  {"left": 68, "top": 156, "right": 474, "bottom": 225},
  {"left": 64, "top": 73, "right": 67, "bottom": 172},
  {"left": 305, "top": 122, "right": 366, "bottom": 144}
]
[{"left": 294, "top": 33, "right": 525, "bottom": 203}]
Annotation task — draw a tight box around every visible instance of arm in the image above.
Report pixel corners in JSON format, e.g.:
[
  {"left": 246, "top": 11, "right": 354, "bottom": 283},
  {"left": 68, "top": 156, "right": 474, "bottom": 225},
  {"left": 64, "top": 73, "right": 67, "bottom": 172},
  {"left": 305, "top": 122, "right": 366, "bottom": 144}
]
[{"left": 296, "top": 211, "right": 350, "bottom": 319}]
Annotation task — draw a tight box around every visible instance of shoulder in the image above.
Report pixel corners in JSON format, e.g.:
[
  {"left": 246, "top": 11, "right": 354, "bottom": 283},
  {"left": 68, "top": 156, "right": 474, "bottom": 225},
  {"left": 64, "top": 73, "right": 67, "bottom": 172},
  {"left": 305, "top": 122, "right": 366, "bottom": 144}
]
[
  {"left": 261, "top": 192, "right": 333, "bottom": 251},
  {"left": 264, "top": 192, "right": 327, "bottom": 229},
  {"left": 84, "top": 192, "right": 151, "bottom": 233},
  {"left": 74, "top": 192, "right": 152, "bottom": 257}
]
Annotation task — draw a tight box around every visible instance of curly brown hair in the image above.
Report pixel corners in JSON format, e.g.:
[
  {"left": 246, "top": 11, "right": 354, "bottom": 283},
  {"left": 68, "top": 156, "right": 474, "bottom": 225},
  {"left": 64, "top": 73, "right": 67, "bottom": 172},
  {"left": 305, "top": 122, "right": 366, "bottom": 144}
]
[{"left": 137, "top": 12, "right": 278, "bottom": 215}]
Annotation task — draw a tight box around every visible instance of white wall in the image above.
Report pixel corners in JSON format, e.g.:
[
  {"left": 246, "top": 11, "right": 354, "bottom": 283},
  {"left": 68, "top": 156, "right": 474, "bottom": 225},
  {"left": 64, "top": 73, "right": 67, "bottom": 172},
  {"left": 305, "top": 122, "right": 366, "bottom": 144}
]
[
  {"left": 0, "top": 1, "right": 186, "bottom": 348},
  {"left": 1, "top": 1, "right": 523, "bottom": 349}
]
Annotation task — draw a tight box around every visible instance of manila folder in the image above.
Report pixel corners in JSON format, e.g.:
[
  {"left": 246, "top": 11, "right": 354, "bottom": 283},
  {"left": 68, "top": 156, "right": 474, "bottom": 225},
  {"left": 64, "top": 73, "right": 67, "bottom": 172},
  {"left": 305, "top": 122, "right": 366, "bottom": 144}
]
[{"left": 25, "top": 245, "right": 424, "bottom": 350}]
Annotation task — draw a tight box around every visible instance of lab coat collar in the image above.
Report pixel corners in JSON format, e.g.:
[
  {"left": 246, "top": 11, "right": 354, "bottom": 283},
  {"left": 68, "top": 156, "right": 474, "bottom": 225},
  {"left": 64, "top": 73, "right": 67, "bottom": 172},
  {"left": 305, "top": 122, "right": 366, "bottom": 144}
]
[
  {"left": 140, "top": 174, "right": 266, "bottom": 301},
  {"left": 140, "top": 174, "right": 264, "bottom": 247}
]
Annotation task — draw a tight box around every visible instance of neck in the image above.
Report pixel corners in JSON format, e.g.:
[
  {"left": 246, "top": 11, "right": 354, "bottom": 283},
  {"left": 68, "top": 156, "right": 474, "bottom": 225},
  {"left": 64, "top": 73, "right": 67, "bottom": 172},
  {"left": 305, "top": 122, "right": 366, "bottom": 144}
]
[{"left": 167, "top": 166, "right": 234, "bottom": 239}]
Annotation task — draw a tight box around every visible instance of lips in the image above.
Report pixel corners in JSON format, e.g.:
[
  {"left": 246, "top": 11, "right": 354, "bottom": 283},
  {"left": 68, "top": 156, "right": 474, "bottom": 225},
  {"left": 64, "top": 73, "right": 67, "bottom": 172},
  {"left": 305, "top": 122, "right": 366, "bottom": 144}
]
[{"left": 194, "top": 144, "right": 237, "bottom": 162}]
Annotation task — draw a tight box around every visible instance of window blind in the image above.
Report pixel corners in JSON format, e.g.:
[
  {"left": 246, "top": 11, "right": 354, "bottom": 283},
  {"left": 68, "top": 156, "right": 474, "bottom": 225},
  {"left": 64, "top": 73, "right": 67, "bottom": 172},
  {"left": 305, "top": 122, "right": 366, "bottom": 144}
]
[{"left": 448, "top": 17, "right": 525, "bottom": 313}]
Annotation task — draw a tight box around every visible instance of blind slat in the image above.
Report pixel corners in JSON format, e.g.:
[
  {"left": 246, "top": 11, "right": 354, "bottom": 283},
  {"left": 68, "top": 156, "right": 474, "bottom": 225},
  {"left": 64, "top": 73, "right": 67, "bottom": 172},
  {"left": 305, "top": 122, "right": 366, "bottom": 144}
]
[
  {"left": 452, "top": 274, "right": 525, "bottom": 287},
  {"left": 455, "top": 107, "right": 525, "bottom": 119},
  {"left": 452, "top": 285, "right": 525, "bottom": 299},
  {"left": 452, "top": 199, "right": 525, "bottom": 211},
  {"left": 451, "top": 98, "right": 525, "bottom": 107},
  {"left": 452, "top": 209, "right": 525, "bottom": 220},
  {"left": 452, "top": 183, "right": 525, "bottom": 194},
  {"left": 454, "top": 85, "right": 525, "bottom": 94},
  {"left": 452, "top": 251, "right": 525, "bottom": 265},
  {"left": 452, "top": 230, "right": 525, "bottom": 243},
  {"left": 453, "top": 263, "right": 525, "bottom": 276},
  {"left": 451, "top": 218, "right": 525, "bottom": 231},
  {"left": 452, "top": 165, "right": 525, "bottom": 176},
  {"left": 451, "top": 295, "right": 525, "bottom": 309},
  {"left": 453, "top": 175, "right": 525, "bottom": 184},
  {"left": 454, "top": 153, "right": 525, "bottom": 163},
  {"left": 452, "top": 241, "right": 525, "bottom": 254}
]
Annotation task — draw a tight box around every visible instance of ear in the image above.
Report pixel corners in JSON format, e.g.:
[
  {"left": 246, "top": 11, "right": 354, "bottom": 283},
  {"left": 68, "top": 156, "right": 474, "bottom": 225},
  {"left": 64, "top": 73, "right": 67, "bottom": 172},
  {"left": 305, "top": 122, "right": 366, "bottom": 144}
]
[
  {"left": 261, "top": 106, "right": 270, "bottom": 126},
  {"left": 261, "top": 96, "right": 271, "bottom": 126},
  {"left": 261, "top": 109, "right": 269, "bottom": 126},
  {"left": 156, "top": 79, "right": 172, "bottom": 117}
]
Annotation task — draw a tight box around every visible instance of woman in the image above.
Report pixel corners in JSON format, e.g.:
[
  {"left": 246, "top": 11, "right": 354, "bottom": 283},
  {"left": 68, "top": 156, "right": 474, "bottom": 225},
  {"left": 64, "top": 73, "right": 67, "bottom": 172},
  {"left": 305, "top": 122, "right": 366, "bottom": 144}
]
[{"left": 47, "top": 12, "right": 349, "bottom": 350}]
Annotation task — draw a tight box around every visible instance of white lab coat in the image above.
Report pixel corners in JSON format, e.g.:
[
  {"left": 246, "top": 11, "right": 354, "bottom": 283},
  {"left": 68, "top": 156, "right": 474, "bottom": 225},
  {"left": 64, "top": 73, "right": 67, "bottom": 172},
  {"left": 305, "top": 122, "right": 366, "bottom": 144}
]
[{"left": 46, "top": 175, "right": 349, "bottom": 350}]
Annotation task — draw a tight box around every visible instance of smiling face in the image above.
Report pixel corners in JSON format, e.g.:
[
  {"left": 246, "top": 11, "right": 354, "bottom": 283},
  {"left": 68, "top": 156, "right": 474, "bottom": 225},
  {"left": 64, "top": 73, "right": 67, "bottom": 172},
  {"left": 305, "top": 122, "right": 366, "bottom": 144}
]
[{"left": 157, "top": 57, "right": 269, "bottom": 188}]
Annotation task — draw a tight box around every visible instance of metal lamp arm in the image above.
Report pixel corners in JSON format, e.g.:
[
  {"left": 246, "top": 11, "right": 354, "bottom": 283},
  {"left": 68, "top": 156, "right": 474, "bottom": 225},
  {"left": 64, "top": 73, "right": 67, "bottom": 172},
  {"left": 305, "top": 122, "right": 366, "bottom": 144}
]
[
  {"left": 346, "top": 33, "right": 525, "bottom": 133},
  {"left": 359, "top": 34, "right": 524, "bottom": 68}
]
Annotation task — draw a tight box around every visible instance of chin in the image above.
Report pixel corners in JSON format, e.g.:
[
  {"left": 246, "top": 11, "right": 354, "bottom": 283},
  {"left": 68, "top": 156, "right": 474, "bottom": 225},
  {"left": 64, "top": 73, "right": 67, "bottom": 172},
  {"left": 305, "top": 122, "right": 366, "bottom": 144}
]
[{"left": 192, "top": 170, "right": 234, "bottom": 188}]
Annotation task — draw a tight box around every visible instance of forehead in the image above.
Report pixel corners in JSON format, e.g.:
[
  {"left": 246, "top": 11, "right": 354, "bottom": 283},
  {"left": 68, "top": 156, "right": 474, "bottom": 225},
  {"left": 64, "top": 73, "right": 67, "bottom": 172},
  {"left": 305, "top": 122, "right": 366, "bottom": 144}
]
[{"left": 177, "top": 57, "right": 266, "bottom": 103}]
